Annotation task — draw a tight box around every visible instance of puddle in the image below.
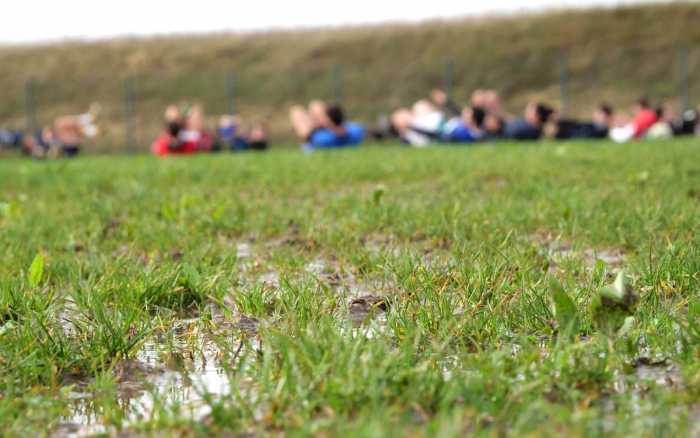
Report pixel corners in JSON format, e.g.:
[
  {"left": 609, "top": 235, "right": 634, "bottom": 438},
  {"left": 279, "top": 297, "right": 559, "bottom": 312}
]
[
  {"left": 305, "top": 258, "right": 329, "bottom": 276},
  {"left": 610, "top": 357, "right": 682, "bottom": 409},
  {"left": 301, "top": 256, "right": 393, "bottom": 331},
  {"left": 236, "top": 242, "right": 252, "bottom": 259},
  {"left": 362, "top": 233, "right": 452, "bottom": 266},
  {"left": 348, "top": 295, "right": 388, "bottom": 326},
  {"left": 54, "top": 321, "right": 258, "bottom": 437},
  {"left": 263, "top": 223, "right": 317, "bottom": 251},
  {"left": 632, "top": 358, "right": 682, "bottom": 389},
  {"left": 257, "top": 271, "right": 281, "bottom": 288}
]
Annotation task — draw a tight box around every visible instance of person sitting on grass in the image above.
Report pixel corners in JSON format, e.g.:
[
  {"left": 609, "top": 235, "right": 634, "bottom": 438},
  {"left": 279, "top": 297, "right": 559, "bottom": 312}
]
[
  {"left": 217, "top": 115, "right": 268, "bottom": 151},
  {"left": 504, "top": 102, "right": 554, "bottom": 141},
  {"left": 389, "top": 90, "right": 482, "bottom": 147},
  {"left": 545, "top": 103, "right": 615, "bottom": 140},
  {"left": 289, "top": 101, "right": 365, "bottom": 152}
]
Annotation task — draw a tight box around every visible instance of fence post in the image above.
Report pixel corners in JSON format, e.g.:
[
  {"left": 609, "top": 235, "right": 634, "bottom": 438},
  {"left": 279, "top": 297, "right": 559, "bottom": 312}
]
[
  {"left": 678, "top": 47, "right": 690, "bottom": 113},
  {"left": 558, "top": 52, "right": 569, "bottom": 117},
  {"left": 332, "top": 64, "right": 343, "bottom": 104},
  {"left": 24, "top": 79, "right": 36, "bottom": 133},
  {"left": 226, "top": 71, "right": 236, "bottom": 115},
  {"left": 444, "top": 60, "right": 454, "bottom": 98},
  {"left": 124, "top": 78, "right": 135, "bottom": 153}
]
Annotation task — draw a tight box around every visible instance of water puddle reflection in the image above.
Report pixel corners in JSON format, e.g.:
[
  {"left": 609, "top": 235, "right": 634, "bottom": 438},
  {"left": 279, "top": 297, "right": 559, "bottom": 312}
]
[{"left": 56, "top": 332, "right": 253, "bottom": 437}]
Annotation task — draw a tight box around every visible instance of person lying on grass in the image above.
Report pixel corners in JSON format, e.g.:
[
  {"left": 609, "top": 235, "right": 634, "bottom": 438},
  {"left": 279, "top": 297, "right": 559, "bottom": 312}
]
[
  {"left": 152, "top": 104, "right": 215, "bottom": 155},
  {"left": 464, "top": 90, "right": 560, "bottom": 142},
  {"left": 289, "top": 101, "right": 365, "bottom": 152},
  {"left": 1, "top": 104, "right": 100, "bottom": 159},
  {"left": 216, "top": 115, "right": 268, "bottom": 152},
  {"left": 503, "top": 101, "right": 554, "bottom": 141},
  {"left": 389, "top": 89, "right": 483, "bottom": 147},
  {"left": 609, "top": 97, "right": 659, "bottom": 143},
  {"left": 543, "top": 103, "right": 615, "bottom": 140}
]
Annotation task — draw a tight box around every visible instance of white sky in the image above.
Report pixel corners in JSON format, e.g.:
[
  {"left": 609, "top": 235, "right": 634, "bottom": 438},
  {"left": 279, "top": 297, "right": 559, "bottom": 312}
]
[{"left": 2, "top": 0, "right": 659, "bottom": 44}]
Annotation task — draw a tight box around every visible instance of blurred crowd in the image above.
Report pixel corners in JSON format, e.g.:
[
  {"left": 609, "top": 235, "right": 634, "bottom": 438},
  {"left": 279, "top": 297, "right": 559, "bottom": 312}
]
[
  {"left": 377, "top": 90, "right": 699, "bottom": 147},
  {"left": 0, "top": 104, "right": 100, "bottom": 158},
  {"left": 1, "top": 90, "right": 699, "bottom": 158},
  {"left": 151, "top": 104, "right": 268, "bottom": 155}
]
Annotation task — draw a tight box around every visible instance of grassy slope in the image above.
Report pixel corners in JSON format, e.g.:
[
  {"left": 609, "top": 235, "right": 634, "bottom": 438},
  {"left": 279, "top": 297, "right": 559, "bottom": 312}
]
[
  {"left": 0, "top": 3, "right": 700, "bottom": 152},
  {"left": 2, "top": 139, "right": 700, "bottom": 435}
]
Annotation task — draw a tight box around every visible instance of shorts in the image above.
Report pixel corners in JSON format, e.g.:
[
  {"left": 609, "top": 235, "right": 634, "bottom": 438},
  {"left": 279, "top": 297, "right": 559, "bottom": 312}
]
[
  {"left": 305, "top": 122, "right": 365, "bottom": 150},
  {"left": 0, "top": 129, "right": 22, "bottom": 147},
  {"left": 441, "top": 118, "right": 478, "bottom": 143},
  {"left": 61, "top": 144, "right": 81, "bottom": 157}
]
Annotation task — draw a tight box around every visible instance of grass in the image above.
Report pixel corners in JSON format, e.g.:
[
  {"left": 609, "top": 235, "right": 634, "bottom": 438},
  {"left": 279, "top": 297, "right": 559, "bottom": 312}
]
[
  {"left": 2, "top": 139, "right": 700, "bottom": 436},
  {"left": 1, "top": 2, "right": 700, "bottom": 152}
]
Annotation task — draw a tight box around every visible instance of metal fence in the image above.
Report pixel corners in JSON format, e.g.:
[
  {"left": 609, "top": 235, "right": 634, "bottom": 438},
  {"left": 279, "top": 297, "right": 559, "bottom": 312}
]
[{"left": 4, "top": 44, "right": 700, "bottom": 154}]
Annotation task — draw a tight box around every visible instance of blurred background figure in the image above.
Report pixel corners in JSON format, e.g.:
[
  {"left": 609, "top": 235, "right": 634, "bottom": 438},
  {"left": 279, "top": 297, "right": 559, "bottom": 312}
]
[
  {"left": 610, "top": 97, "right": 659, "bottom": 143},
  {"left": 216, "top": 115, "right": 268, "bottom": 152},
  {"left": 290, "top": 100, "right": 365, "bottom": 152},
  {"left": 545, "top": 103, "right": 615, "bottom": 140},
  {"left": 389, "top": 89, "right": 481, "bottom": 147},
  {"left": 0, "top": 104, "right": 100, "bottom": 158},
  {"left": 504, "top": 102, "right": 554, "bottom": 141},
  {"left": 152, "top": 105, "right": 269, "bottom": 156}
]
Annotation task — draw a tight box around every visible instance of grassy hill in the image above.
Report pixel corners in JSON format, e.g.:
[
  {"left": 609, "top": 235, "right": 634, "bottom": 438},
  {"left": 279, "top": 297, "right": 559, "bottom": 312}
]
[{"left": 1, "top": 2, "right": 700, "bottom": 152}]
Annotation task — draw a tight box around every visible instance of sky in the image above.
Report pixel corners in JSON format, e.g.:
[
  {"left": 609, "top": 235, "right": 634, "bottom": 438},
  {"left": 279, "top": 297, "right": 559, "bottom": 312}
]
[{"left": 2, "top": 0, "right": 659, "bottom": 44}]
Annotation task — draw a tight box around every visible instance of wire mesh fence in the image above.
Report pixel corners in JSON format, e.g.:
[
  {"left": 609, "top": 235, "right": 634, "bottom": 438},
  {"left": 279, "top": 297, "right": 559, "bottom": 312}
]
[{"left": 2, "top": 44, "right": 699, "bottom": 154}]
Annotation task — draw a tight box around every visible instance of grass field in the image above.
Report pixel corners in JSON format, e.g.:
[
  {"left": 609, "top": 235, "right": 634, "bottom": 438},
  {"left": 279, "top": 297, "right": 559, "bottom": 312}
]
[{"left": 2, "top": 139, "right": 700, "bottom": 436}]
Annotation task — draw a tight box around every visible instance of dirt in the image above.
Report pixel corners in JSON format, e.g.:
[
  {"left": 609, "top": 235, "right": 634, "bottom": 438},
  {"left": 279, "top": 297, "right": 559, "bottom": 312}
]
[
  {"left": 529, "top": 231, "right": 627, "bottom": 275},
  {"left": 54, "top": 324, "right": 247, "bottom": 437},
  {"left": 349, "top": 295, "right": 389, "bottom": 325}
]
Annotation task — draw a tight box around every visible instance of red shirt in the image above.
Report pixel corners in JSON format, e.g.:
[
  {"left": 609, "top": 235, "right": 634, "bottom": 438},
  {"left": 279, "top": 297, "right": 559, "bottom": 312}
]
[
  {"left": 151, "top": 133, "right": 198, "bottom": 156},
  {"left": 632, "top": 109, "right": 658, "bottom": 138}
]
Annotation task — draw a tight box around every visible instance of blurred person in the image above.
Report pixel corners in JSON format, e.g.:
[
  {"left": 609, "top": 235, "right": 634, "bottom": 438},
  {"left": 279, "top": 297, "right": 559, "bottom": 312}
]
[
  {"left": 180, "top": 104, "right": 214, "bottom": 152},
  {"left": 482, "top": 113, "right": 506, "bottom": 140},
  {"left": 470, "top": 89, "right": 508, "bottom": 141},
  {"left": 290, "top": 100, "right": 365, "bottom": 152},
  {"left": 646, "top": 105, "right": 674, "bottom": 140},
  {"left": 152, "top": 105, "right": 193, "bottom": 156},
  {"left": 217, "top": 115, "right": 268, "bottom": 151},
  {"left": 0, "top": 128, "right": 23, "bottom": 150},
  {"left": 433, "top": 88, "right": 487, "bottom": 135},
  {"left": 546, "top": 103, "right": 614, "bottom": 140},
  {"left": 504, "top": 102, "right": 553, "bottom": 141},
  {"left": 2, "top": 104, "right": 100, "bottom": 158},
  {"left": 672, "top": 108, "right": 698, "bottom": 136},
  {"left": 472, "top": 89, "right": 507, "bottom": 121},
  {"left": 152, "top": 104, "right": 216, "bottom": 156},
  {"left": 389, "top": 90, "right": 482, "bottom": 147},
  {"left": 610, "top": 98, "right": 659, "bottom": 143}
]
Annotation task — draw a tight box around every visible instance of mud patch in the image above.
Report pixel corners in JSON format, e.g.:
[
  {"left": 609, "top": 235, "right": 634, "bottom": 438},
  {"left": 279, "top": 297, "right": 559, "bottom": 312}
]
[
  {"left": 529, "top": 231, "right": 626, "bottom": 274},
  {"left": 362, "top": 234, "right": 454, "bottom": 271},
  {"left": 301, "top": 256, "right": 394, "bottom": 329},
  {"left": 54, "top": 320, "right": 256, "bottom": 438},
  {"left": 349, "top": 295, "right": 388, "bottom": 325},
  {"left": 236, "top": 242, "right": 252, "bottom": 259},
  {"left": 632, "top": 357, "right": 682, "bottom": 389},
  {"left": 257, "top": 271, "right": 281, "bottom": 288}
]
